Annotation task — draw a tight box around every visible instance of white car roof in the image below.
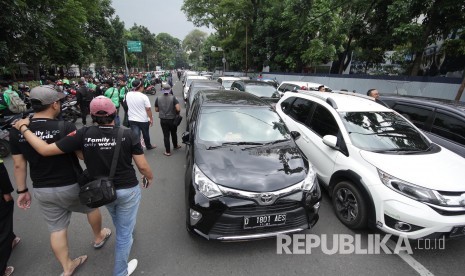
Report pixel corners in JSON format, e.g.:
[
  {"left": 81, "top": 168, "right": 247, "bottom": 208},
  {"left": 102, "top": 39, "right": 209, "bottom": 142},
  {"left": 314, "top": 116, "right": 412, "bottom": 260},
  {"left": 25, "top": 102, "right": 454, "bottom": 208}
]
[
  {"left": 218, "top": 77, "right": 241, "bottom": 81},
  {"left": 292, "top": 90, "right": 392, "bottom": 112},
  {"left": 186, "top": 76, "right": 209, "bottom": 80}
]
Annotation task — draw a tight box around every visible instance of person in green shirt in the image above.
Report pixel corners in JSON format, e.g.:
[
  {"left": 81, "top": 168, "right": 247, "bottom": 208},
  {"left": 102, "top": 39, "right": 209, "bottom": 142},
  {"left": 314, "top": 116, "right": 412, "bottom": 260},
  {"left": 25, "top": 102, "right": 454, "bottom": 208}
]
[{"left": 103, "top": 80, "right": 120, "bottom": 126}]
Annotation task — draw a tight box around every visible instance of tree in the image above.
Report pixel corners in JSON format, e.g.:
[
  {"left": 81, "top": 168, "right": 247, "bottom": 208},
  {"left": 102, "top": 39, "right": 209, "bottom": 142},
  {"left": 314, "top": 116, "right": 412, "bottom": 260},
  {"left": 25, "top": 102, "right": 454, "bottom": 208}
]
[{"left": 388, "top": 0, "right": 465, "bottom": 76}]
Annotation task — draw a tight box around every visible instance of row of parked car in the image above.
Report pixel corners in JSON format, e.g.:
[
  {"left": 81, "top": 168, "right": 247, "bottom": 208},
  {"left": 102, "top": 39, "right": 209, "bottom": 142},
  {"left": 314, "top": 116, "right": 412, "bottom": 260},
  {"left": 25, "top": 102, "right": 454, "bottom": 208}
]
[{"left": 179, "top": 72, "right": 465, "bottom": 241}]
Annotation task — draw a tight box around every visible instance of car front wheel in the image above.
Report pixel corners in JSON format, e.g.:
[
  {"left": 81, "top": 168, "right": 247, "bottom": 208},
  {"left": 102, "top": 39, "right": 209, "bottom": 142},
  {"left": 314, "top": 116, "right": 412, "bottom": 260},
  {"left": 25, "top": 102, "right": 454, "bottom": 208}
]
[{"left": 332, "top": 181, "right": 367, "bottom": 229}]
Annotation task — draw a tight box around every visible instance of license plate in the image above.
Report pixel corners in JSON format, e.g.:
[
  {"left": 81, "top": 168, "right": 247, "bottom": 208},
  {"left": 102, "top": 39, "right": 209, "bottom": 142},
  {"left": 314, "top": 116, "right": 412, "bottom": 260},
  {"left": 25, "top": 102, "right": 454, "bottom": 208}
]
[
  {"left": 244, "top": 214, "right": 286, "bottom": 229},
  {"left": 450, "top": 225, "right": 465, "bottom": 238}
]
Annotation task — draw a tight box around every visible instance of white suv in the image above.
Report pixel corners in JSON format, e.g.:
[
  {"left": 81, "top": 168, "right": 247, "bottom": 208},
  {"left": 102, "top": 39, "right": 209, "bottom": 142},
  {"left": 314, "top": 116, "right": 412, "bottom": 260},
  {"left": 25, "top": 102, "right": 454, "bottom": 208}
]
[{"left": 276, "top": 90, "right": 465, "bottom": 239}]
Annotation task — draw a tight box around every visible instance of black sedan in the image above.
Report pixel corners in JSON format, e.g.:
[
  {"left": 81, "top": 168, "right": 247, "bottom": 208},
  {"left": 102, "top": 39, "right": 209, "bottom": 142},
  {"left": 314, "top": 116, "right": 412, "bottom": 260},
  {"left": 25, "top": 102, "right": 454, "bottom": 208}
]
[{"left": 182, "top": 90, "right": 321, "bottom": 241}]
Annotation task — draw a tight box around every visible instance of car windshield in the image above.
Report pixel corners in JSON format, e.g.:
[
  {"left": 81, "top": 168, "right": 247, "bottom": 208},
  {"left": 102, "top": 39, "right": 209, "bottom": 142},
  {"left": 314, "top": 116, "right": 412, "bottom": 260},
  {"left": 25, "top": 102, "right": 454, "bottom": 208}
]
[
  {"left": 246, "top": 84, "right": 277, "bottom": 97},
  {"left": 340, "top": 111, "right": 430, "bottom": 152},
  {"left": 198, "top": 107, "right": 290, "bottom": 143}
]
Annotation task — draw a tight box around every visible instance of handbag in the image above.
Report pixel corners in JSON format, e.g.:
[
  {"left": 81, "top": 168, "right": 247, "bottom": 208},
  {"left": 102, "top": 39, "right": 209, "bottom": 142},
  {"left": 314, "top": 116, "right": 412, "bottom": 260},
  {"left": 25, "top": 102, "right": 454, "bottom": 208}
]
[
  {"left": 78, "top": 127, "right": 124, "bottom": 208},
  {"left": 173, "top": 114, "right": 182, "bottom": 126}
]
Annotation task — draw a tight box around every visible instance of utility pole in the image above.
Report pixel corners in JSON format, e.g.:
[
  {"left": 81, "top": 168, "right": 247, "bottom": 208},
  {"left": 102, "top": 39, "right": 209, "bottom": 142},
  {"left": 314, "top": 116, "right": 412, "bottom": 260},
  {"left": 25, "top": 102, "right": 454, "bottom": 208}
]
[
  {"left": 123, "top": 46, "right": 129, "bottom": 74},
  {"left": 246, "top": 25, "right": 248, "bottom": 76}
]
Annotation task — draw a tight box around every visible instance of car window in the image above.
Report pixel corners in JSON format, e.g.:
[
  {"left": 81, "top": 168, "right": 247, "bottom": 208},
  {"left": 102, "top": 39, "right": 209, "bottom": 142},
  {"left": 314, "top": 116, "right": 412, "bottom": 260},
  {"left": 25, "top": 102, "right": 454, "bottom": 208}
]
[
  {"left": 391, "top": 104, "right": 432, "bottom": 130},
  {"left": 432, "top": 112, "right": 465, "bottom": 146},
  {"left": 280, "top": 97, "right": 296, "bottom": 114},
  {"left": 308, "top": 104, "right": 339, "bottom": 137},
  {"left": 278, "top": 84, "right": 286, "bottom": 92},
  {"left": 198, "top": 107, "right": 289, "bottom": 143},
  {"left": 288, "top": 98, "right": 313, "bottom": 124}
]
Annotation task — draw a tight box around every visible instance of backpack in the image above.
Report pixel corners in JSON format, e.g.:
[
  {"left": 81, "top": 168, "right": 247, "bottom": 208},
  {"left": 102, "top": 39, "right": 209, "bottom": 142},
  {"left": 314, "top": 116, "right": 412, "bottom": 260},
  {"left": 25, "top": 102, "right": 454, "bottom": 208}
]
[{"left": 5, "top": 91, "right": 27, "bottom": 113}]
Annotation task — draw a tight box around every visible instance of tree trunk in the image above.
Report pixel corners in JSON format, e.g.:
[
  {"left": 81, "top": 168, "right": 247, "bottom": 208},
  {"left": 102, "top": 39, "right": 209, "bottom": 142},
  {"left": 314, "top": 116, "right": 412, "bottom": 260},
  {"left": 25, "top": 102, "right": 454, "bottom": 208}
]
[{"left": 338, "top": 35, "right": 353, "bottom": 74}]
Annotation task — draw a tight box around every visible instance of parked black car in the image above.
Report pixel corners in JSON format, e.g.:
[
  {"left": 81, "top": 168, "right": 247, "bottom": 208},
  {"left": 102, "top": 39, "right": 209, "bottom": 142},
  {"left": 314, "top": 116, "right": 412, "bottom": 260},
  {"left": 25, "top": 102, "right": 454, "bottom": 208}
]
[
  {"left": 380, "top": 95, "right": 465, "bottom": 158},
  {"left": 231, "top": 80, "right": 280, "bottom": 103},
  {"left": 182, "top": 90, "right": 321, "bottom": 241}
]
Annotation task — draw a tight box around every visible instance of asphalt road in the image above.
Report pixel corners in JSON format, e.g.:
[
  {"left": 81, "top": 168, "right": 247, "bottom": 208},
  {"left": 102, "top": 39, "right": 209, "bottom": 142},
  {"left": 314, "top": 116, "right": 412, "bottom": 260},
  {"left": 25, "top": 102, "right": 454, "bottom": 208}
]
[{"left": 4, "top": 79, "right": 465, "bottom": 276}]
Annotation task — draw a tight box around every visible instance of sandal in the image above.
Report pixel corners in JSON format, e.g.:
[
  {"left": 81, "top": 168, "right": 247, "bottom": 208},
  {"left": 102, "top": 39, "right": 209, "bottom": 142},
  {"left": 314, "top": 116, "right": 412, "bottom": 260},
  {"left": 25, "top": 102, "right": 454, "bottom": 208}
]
[
  {"left": 163, "top": 152, "right": 171, "bottom": 156},
  {"left": 12, "top": 237, "right": 20, "bottom": 250},
  {"left": 93, "top": 228, "right": 111, "bottom": 249},
  {"left": 174, "top": 145, "right": 182, "bottom": 149},
  {"left": 4, "top": 266, "right": 14, "bottom": 276},
  {"left": 60, "top": 255, "right": 87, "bottom": 276}
]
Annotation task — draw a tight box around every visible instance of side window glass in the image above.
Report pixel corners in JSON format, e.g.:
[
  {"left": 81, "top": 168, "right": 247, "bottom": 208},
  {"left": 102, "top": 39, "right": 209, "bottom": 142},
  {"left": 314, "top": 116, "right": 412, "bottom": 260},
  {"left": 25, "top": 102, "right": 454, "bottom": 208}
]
[
  {"left": 280, "top": 97, "right": 296, "bottom": 114},
  {"left": 308, "top": 104, "right": 339, "bottom": 137},
  {"left": 278, "top": 84, "right": 286, "bottom": 92},
  {"left": 217, "top": 79, "right": 222, "bottom": 84},
  {"left": 288, "top": 98, "right": 313, "bottom": 124},
  {"left": 392, "top": 104, "right": 431, "bottom": 130},
  {"left": 432, "top": 112, "right": 465, "bottom": 146}
]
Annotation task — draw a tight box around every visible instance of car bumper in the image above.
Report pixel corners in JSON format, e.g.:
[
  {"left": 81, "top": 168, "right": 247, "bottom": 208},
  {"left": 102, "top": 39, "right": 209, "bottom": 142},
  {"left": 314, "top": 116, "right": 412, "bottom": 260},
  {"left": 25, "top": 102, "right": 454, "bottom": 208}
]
[
  {"left": 371, "top": 185, "right": 465, "bottom": 239},
  {"left": 188, "top": 190, "right": 321, "bottom": 241}
]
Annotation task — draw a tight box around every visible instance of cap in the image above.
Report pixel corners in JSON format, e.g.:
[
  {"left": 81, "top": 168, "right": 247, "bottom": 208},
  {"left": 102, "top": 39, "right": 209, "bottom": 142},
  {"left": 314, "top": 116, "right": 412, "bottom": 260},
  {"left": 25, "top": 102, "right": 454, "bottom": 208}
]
[
  {"left": 162, "top": 83, "right": 171, "bottom": 93},
  {"left": 30, "top": 85, "right": 66, "bottom": 105},
  {"left": 90, "top": 96, "right": 117, "bottom": 116}
]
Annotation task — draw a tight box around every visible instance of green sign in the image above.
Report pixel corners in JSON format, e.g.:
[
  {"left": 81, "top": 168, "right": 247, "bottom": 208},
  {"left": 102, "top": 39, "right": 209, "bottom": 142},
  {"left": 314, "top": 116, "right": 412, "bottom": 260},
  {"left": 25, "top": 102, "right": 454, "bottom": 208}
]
[{"left": 127, "top": 41, "right": 142, "bottom": 53}]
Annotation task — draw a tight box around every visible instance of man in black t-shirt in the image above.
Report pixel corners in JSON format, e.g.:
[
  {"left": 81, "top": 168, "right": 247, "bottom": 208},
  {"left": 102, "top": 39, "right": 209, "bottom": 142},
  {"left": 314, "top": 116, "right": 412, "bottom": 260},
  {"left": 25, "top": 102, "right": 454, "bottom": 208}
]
[
  {"left": 77, "top": 80, "right": 94, "bottom": 125},
  {"left": 9, "top": 85, "right": 111, "bottom": 276},
  {"left": 14, "top": 95, "right": 154, "bottom": 276}
]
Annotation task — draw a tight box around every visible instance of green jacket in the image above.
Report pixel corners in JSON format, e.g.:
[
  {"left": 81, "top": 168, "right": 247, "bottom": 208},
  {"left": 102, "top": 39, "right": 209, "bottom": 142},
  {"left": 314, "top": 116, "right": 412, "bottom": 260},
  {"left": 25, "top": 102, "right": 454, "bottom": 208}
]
[{"left": 104, "top": 87, "right": 120, "bottom": 108}]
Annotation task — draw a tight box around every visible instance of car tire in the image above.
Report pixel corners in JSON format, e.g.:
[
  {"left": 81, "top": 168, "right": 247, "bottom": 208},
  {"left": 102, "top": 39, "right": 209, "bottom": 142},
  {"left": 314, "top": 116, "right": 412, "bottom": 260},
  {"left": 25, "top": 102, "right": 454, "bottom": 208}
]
[{"left": 332, "top": 181, "right": 368, "bottom": 229}]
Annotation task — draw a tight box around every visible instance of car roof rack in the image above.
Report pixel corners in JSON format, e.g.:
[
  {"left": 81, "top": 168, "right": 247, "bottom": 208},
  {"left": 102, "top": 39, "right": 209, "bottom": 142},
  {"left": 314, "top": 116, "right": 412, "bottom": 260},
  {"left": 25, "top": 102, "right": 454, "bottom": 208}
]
[{"left": 331, "top": 90, "right": 375, "bottom": 101}]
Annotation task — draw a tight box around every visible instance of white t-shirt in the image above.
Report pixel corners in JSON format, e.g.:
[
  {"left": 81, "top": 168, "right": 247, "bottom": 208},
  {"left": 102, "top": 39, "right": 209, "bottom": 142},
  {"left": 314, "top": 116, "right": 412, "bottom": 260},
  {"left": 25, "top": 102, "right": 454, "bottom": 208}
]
[{"left": 126, "top": 91, "right": 151, "bottom": 122}]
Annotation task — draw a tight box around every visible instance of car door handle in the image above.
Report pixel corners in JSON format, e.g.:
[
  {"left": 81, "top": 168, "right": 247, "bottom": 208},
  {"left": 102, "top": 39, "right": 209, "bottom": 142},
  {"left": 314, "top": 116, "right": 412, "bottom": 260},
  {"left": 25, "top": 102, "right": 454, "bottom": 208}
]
[{"left": 302, "top": 134, "right": 310, "bottom": 142}]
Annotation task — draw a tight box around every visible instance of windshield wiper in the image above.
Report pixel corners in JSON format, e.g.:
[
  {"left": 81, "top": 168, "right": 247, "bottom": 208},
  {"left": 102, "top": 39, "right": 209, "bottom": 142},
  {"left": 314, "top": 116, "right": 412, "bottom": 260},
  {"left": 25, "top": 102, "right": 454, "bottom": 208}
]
[
  {"left": 242, "top": 138, "right": 291, "bottom": 150},
  {"left": 371, "top": 148, "right": 425, "bottom": 154},
  {"left": 207, "top": 142, "right": 264, "bottom": 150}
]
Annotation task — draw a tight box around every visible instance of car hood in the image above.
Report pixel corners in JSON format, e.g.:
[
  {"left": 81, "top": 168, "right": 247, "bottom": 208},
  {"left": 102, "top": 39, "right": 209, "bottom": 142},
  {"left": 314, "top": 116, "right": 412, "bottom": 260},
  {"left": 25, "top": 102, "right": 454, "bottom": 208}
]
[
  {"left": 360, "top": 149, "right": 465, "bottom": 192},
  {"left": 195, "top": 143, "right": 306, "bottom": 192}
]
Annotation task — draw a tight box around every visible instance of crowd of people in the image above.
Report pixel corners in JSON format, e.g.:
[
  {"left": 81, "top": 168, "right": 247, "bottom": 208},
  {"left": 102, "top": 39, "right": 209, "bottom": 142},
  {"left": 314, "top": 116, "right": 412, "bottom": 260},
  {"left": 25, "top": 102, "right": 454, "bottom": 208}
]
[{"left": 0, "top": 71, "right": 183, "bottom": 276}]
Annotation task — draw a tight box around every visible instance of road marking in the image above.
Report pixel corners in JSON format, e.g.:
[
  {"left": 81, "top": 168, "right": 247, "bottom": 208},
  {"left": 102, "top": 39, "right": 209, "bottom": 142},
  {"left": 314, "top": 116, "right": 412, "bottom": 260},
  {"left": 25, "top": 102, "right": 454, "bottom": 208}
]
[{"left": 386, "top": 240, "right": 434, "bottom": 276}]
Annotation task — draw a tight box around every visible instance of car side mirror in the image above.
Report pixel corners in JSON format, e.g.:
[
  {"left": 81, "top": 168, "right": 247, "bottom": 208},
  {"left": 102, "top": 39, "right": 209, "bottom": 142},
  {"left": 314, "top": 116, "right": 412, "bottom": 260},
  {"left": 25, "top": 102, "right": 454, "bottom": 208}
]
[
  {"left": 290, "top": 131, "right": 301, "bottom": 140},
  {"left": 322, "top": 135, "right": 338, "bottom": 149},
  {"left": 182, "top": 132, "right": 190, "bottom": 145}
]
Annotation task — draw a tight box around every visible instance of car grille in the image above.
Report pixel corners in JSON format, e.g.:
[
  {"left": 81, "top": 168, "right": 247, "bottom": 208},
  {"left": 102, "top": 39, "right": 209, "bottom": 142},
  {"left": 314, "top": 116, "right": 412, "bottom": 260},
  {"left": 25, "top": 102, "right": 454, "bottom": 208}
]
[
  {"left": 209, "top": 201, "right": 308, "bottom": 236},
  {"left": 225, "top": 201, "right": 301, "bottom": 216}
]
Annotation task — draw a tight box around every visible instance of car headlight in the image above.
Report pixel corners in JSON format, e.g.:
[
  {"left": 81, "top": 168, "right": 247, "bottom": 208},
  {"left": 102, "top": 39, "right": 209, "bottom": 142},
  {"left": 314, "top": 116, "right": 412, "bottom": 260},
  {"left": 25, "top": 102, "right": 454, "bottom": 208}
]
[
  {"left": 302, "top": 164, "right": 317, "bottom": 191},
  {"left": 377, "top": 168, "right": 458, "bottom": 206},
  {"left": 193, "top": 164, "right": 222, "bottom": 198}
]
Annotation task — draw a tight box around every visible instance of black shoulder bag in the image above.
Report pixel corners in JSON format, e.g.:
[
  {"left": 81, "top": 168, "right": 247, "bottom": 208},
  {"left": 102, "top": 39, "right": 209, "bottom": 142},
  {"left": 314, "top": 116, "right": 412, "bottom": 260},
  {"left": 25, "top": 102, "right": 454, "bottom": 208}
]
[{"left": 78, "top": 127, "right": 124, "bottom": 208}]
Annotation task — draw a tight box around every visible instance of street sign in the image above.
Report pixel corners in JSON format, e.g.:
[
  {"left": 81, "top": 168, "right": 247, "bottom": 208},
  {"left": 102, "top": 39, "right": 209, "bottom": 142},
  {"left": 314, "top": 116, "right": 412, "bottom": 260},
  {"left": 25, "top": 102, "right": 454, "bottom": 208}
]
[{"left": 127, "top": 41, "right": 142, "bottom": 53}]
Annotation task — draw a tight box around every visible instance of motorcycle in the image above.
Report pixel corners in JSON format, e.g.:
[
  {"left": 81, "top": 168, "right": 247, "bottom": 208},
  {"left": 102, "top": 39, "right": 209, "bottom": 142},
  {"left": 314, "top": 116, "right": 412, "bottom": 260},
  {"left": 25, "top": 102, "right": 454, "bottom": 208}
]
[
  {"left": 61, "top": 97, "right": 81, "bottom": 123},
  {"left": 0, "top": 111, "right": 34, "bottom": 158}
]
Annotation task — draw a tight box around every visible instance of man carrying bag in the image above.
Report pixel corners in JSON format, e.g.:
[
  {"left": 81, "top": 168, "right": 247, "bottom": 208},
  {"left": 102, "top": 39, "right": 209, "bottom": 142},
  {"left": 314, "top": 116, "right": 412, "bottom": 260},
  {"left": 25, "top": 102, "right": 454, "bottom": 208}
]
[{"left": 14, "top": 96, "right": 154, "bottom": 276}]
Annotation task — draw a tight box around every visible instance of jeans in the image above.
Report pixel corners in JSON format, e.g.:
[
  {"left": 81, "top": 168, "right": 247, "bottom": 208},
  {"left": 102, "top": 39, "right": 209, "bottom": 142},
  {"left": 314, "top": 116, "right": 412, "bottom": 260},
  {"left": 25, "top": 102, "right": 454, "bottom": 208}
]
[
  {"left": 105, "top": 185, "right": 141, "bottom": 276},
  {"left": 160, "top": 118, "right": 178, "bottom": 153},
  {"left": 129, "top": 121, "right": 152, "bottom": 148}
]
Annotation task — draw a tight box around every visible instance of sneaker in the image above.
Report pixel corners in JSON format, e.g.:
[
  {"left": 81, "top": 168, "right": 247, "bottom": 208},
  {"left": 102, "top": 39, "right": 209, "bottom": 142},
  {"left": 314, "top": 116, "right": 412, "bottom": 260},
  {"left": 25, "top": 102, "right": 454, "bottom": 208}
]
[{"left": 127, "top": 259, "right": 138, "bottom": 276}]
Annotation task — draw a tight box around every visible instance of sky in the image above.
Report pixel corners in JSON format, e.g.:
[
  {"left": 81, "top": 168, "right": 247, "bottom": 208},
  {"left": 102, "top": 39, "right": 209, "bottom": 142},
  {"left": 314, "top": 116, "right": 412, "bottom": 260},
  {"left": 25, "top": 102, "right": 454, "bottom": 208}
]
[{"left": 111, "top": 0, "right": 212, "bottom": 40}]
